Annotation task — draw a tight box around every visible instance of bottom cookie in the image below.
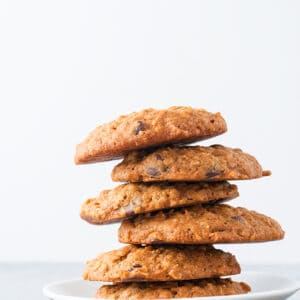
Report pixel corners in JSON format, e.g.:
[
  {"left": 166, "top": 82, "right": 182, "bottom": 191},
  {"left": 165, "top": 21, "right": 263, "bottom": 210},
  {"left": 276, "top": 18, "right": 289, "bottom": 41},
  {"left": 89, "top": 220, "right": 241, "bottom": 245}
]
[{"left": 96, "top": 278, "right": 251, "bottom": 299}]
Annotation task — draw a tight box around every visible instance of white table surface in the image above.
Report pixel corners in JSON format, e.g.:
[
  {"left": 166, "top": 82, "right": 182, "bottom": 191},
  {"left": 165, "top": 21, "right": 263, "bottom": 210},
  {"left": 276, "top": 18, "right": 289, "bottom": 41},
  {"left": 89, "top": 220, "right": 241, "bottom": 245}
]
[{"left": 1, "top": 263, "right": 300, "bottom": 300}]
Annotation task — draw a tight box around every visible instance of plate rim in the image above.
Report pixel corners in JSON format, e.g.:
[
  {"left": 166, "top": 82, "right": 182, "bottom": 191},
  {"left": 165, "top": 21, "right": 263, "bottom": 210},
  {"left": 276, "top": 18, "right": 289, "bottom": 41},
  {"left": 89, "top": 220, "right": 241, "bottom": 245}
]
[{"left": 43, "top": 271, "right": 300, "bottom": 300}]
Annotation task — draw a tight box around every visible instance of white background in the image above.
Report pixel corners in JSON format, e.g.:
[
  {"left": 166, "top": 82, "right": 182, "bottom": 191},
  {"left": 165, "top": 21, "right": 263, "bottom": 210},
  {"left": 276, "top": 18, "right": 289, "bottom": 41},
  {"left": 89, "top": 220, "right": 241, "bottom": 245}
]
[{"left": 0, "top": 0, "right": 299, "bottom": 263}]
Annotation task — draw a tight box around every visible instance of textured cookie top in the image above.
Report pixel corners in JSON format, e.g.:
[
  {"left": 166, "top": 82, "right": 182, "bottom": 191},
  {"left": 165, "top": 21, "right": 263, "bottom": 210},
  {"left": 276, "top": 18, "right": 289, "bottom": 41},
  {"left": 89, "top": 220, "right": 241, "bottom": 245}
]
[
  {"left": 75, "top": 107, "right": 227, "bottom": 163},
  {"left": 96, "top": 279, "right": 251, "bottom": 299},
  {"left": 80, "top": 181, "right": 238, "bottom": 224},
  {"left": 83, "top": 244, "right": 240, "bottom": 282},
  {"left": 112, "top": 145, "right": 271, "bottom": 182},
  {"left": 118, "top": 204, "right": 284, "bottom": 244}
]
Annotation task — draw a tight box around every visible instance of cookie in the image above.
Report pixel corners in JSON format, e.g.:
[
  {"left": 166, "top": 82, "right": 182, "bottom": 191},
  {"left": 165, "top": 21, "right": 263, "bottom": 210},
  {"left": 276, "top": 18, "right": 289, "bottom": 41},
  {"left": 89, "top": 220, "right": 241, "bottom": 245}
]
[
  {"left": 80, "top": 181, "right": 238, "bottom": 224},
  {"left": 96, "top": 279, "right": 251, "bottom": 299},
  {"left": 83, "top": 245, "right": 240, "bottom": 282},
  {"left": 118, "top": 204, "right": 284, "bottom": 244},
  {"left": 75, "top": 107, "right": 227, "bottom": 164},
  {"left": 112, "top": 145, "right": 271, "bottom": 182}
]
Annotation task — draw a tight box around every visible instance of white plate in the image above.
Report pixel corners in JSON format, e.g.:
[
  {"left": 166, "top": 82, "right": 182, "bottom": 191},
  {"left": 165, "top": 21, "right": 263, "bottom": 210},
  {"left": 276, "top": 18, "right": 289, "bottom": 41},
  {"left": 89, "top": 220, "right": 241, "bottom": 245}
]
[{"left": 43, "top": 272, "right": 300, "bottom": 300}]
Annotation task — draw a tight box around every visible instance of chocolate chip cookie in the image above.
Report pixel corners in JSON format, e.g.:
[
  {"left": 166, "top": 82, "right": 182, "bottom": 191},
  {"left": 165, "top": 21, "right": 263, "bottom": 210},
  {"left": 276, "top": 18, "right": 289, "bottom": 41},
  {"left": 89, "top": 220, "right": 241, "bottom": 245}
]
[
  {"left": 80, "top": 181, "right": 238, "bottom": 224},
  {"left": 112, "top": 145, "right": 271, "bottom": 182},
  {"left": 83, "top": 245, "right": 240, "bottom": 282},
  {"left": 118, "top": 204, "right": 284, "bottom": 244},
  {"left": 96, "top": 278, "right": 251, "bottom": 299},
  {"left": 75, "top": 107, "right": 227, "bottom": 164}
]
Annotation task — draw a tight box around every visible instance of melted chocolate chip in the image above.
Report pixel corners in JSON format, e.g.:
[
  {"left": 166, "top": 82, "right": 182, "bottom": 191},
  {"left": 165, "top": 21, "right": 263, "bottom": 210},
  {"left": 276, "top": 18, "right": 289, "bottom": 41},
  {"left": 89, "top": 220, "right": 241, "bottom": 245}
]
[
  {"left": 162, "top": 165, "right": 169, "bottom": 172},
  {"left": 134, "top": 120, "right": 147, "bottom": 135},
  {"left": 122, "top": 277, "right": 145, "bottom": 282},
  {"left": 128, "top": 264, "right": 142, "bottom": 272},
  {"left": 231, "top": 215, "right": 245, "bottom": 223},
  {"left": 146, "top": 167, "right": 161, "bottom": 176},
  {"left": 155, "top": 154, "right": 163, "bottom": 161},
  {"left": 123, "top": 203, "right": 135, "bottom": 217},
  {"left": 205, "top": 168, "right": 224, "bottom": 178},
  {"left": 135, "top": 150, "right": 147, "bottom": 161},
  {"left": 150, "top": 239, "right": 165, "bottom": 244}
]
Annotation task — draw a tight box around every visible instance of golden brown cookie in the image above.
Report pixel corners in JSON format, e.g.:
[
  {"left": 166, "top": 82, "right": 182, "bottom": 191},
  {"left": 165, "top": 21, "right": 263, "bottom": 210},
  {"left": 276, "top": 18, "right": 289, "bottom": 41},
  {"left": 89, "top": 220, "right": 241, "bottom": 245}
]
[
  {"left": 96, "top": 279, "right": 251, "bottom": 299},
  {"left": 75, "top": 107, "right": 227, "bottom": 164},
  {"left": 80, "top": 181, "right": 238, "bottom": 224},
  {"left": 83, "top": 245, "right": 240, "bottom": 282},
  {"left": 118, "top": 204, "right": 284, "bottom": 244},
  {"left": 112, "top": 145, "right": 271, "bottom": 182}
]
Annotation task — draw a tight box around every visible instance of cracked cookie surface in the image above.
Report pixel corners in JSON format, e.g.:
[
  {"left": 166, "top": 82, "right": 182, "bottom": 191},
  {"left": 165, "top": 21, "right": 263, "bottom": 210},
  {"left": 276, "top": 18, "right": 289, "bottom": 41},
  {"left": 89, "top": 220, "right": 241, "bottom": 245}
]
[
  {"left": 83, "top": 244, "right": 240, "bottom": 282},
  {"left": 75, "top": 107, "right": 227, "bottom": 163},
  {"left": 80, "top": 181, "right": 238, "bottom": 224},
  {"left": 96, "top": 278, "right": 251, "bottom": 299},
  {"left": 118, "top": 204, "right": 284, "bottom": 244}
]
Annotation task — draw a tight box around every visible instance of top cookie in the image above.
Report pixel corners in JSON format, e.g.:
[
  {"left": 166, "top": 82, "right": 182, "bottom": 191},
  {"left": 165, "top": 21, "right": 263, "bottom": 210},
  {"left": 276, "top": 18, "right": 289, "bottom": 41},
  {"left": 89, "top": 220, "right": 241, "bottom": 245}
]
[
  {"left": 112, "top": 145, "right": 271, "bottom": 182},
  {"left": 75, "top": 107, "right": 227, "bottom": 164}
]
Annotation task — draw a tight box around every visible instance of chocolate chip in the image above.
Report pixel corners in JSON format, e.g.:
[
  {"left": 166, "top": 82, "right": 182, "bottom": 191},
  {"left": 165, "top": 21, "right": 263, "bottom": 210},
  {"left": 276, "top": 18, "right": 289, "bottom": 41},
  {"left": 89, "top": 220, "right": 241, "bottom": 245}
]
[
  {"left": 125, "top": 210, "right": 135, "bottom": 217},
  {"left": 212, "top": 228, "right": 226, "bottom": 233},
  {"left": 134, "top": 120, "right": 146, "bottom": 135},
  {"left": 162, "top": 165, "right": 169, "bottom": 172},
  {"left": 205, "top": 168, "right": 224, "bottom": 178},
  {"left": 150, "top": 239, "right": 165, "bottom": 244},
  {"left": 122, "top": 277, "right": 145, "bottom": 282},
  {"left": 135, "top": 150, "right": 147, "bottom": 161},
  {"left": 231, "top": 215, "right": 245, "bottom": 223},
  {"left": 122, "top": 203, "right": 135, "bottom": 217},
  {"left": 128, "top": 264, "right": 142, "bottom": 272},
  {"left": 146, "top": 167, "right": 161, "bottom": 176},
  {"left": 155, "top": 154, "right": 163, "bottom": 161}
]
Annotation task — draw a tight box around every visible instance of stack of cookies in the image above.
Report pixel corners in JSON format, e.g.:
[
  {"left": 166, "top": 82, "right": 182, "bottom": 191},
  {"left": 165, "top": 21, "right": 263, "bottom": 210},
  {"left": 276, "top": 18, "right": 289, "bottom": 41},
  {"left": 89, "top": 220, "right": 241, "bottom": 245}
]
[{"left": 75, "top": 106, "right": 284, "bottom": 299}]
